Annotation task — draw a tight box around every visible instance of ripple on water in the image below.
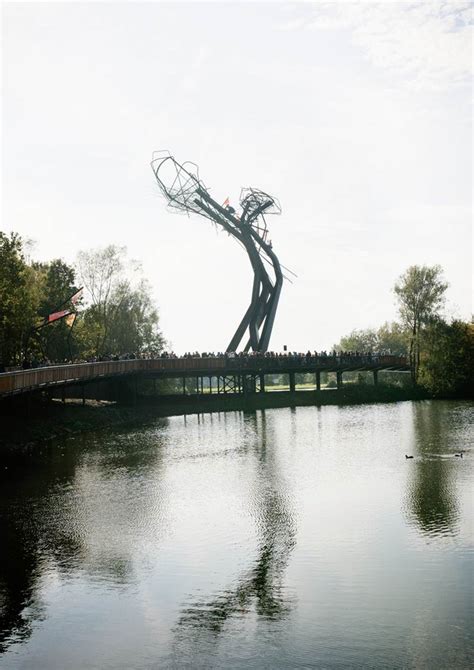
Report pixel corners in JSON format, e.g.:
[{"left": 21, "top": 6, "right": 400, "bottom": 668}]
[{"left": 0, "top": 401, "right": 473, "bottom": 669}]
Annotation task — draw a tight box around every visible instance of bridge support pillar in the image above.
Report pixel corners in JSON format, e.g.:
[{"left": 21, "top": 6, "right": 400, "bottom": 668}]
[
  {"left": 289, "top": 372, "right": 296, "bottom": 393},
  {"left": 337, "top": 371, "right": 343, "bottom": 389},
  {"left": 316, "top": 371, "right": 321, "bottom": 391},
  {"left": 373, "top": 369, "right": 379, "bottom": 386},
  {"left": 82, "top": 384, "right": 85, "bottom": 406},
  {"left": 259, "top": 373, "right": 265, "bottom": 393},
  {"left": 242, "top": 375, "right": 257, "bottom": 395}
]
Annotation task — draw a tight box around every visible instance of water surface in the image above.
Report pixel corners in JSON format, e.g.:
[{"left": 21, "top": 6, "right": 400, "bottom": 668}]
[{"left": 0, "top": 400, "right": 473, "bottom": 669}]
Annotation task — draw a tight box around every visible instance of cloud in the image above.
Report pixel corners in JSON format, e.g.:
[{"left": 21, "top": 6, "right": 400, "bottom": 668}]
[{"left": 281, "top": 1, "right": 473, "bottom": 90}]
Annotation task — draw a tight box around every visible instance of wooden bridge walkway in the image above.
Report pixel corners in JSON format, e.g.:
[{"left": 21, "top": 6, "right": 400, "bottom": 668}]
[{"left": 0, "top": 355, "right": 409, "bottom": 398}]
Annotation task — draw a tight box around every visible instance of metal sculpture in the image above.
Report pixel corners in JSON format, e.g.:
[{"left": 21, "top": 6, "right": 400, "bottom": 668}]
[{"left": 151, "top": 151, "right": 286, "bottom": 352}]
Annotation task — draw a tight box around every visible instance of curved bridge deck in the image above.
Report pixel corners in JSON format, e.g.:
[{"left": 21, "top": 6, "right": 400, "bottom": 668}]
[{"left": 0, "top": 355, "right": 409, "bottom": 398}]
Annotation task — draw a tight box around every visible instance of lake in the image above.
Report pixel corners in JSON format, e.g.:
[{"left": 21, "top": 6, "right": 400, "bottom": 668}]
[{"left": 0, "top": 400, "right": 473, "bottom": 669}]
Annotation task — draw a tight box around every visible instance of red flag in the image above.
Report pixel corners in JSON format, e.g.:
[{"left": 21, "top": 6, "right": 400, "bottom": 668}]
[
  {"left": 47, "top": 309, "right": 71, "bottom": 324},
  {"left": 70, "top": 287, "right": 83, "bottom": 305},
  {"left": 222, "top": 197, "right": 230, "bottom": 208}
]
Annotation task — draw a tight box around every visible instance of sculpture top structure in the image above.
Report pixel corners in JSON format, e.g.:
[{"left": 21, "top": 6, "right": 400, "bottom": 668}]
[{"left": 151, "top": 151, "right": 285, "bottom": 353}]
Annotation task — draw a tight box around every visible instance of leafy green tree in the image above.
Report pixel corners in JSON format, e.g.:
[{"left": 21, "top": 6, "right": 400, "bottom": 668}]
[
  {"left": 419, "top": 319, "right": 473, "bottom": 397},
  {"left": 394, "top": 265, "right": 448, "bottom": 383},
  {"left": 34, "top": 259, "right": 81, "bottom": 362},
  {"left": 334, "top": 322, "right": 408, "bottom": 355},
  {"left": 37, "top": 259, "right": 78, "bottom": 314},
  {"left": 105, "top": 279, "right": 165, "bottom": 356},
  {"left": 76, "top": 245, "right": 127, "bottom": 355},
  {"left": 76, "top": 245, "right": 164, "bottom": 358},
  {"left": 376, "top": 321, "right": 408, "bottom": 355},
  {"left": 0, "top": 233, "right": 40, "bottom": 366},
  {"left": 334, "top": 328, "right": 378, "bottom": 353},
  {"left": 0, "top": 236, "right": 165, "bottom": 366}
]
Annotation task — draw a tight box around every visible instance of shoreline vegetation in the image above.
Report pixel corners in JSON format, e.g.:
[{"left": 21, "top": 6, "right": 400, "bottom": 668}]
[
  {"left": 1, "top": 233, "right": 472, "bottom": 451},
  {"left": 0, "top": 385, "right": 441, "bottom": 450}
]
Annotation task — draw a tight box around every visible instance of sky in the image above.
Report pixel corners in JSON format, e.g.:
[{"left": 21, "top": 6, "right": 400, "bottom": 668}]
[{"left": 2, "top": 1, "right": 472, "bottom": 353}]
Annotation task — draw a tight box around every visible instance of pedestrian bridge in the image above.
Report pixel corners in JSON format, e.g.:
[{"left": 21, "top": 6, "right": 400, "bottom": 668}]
[{"left": 0, "top": 354, "right": 409, "bottom": 398}]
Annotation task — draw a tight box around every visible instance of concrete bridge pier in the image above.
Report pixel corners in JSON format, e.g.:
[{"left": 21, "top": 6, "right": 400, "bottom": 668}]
[
  {"left": 316, "top": 371, "right": 321, "bottom": 391},
  {"left": 289, "top": 372, "right": 296, "bottom": 393},
  {"left": 243, "top": 374, "right": 259, "bottom": 395},
  {"left": 259, "top": 373, "right": 265, "bottom": 393},
  {"left": 106, "top": 377, "right": 136, "bottom": 404},
  {"left": 373, "top": 369, "right": 379, "bottom": 386},
  {"left": 337, "top": 371, "right": 343, "bottom": 389}
]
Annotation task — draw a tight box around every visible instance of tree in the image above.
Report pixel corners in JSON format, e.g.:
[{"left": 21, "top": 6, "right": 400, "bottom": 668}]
[
  {"left": 76, "top": 245, "right": 127, "bottom": 356},
  {"left": 0, "top": 233, "right": 40, "bottom": 366},
  {"left": 34, "top": 259, "right": 80, "bottom": 362},
  {"left": 334, "top": 328, "right": 378, "bottom": 353},
  {"left": 103, "top": 279, "right": 165, "bottom": 356},
  {"left": 376, "top": 321, "right": 408, "bottom": 355},
  {"left": 76, "top": 245, "right": 164, "bottom": 358},
  {"left": 419, "top": 319, "right": 474, "bottom": 397},
  {"left": 394, "top": 265, "right": 448, "bottom": 383},
  {"left": 0, "top": 236, "right": 165, "bottom": 366},
  {"left": 334, "top": 322, "right": 408, "bottom": 355}
]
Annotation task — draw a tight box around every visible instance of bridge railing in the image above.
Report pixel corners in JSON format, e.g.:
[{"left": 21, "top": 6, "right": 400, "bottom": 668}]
[
  {"left": 224, "top": 354, "right": 407, "bottom": 370},
  {"left": 0, "top": 359, "right": 225, "bottom": 396},
  {"left": 0, "top": 355, "right": 408, "bottom": 396}
]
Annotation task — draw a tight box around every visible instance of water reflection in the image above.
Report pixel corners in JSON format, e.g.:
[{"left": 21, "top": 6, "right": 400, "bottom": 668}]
[
  {"left": 174, "top": 411, "right": 296, "bottom": 639},
  {"left": 0, "top": 422, "right": 168, "bottom": 652},
  {"left": 0, "top": 512, "right": 41, "bottom": 652},
  {"left": 0, "top": 444, "right": 79, "bottom": 651},
  {"left": 1, "top": 402, "right": 473, "bottom": 669},
  {"left": 406, "top": 403, "right": 459, "bottom": 537}
]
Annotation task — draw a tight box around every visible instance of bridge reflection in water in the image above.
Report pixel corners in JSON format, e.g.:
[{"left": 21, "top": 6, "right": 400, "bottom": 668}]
[{"left": 0, "top": 355, "right": 409, "bottom": 399}]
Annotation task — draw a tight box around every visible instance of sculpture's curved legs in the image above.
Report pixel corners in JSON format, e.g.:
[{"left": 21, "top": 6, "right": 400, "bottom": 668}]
[{"left": 152, "top": 153, "right": 285, "bottom": 353}]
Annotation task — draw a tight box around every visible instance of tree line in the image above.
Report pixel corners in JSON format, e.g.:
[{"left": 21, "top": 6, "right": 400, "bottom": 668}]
[
  {"left": 334, "top": 265, "right": 473, "bottom": 397},
  {"left": 1, "top": 234, "right": 472, "bottom": 398},
  {"left": 0, "top": 232, "right": 165, "bottom": 368}
]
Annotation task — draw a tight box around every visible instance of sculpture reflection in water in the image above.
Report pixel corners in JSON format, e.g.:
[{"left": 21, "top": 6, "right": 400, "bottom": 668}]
[
  {"left": 406, "top": 403, "right": 459, "bottom": 537},
  {"left": 173, "top": 410, "right": 296, "bottom": 644}
]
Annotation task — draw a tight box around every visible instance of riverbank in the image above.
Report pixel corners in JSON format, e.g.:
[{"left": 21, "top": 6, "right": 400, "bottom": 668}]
[
  {"left": 0, "top": 399, "right": 160, "bottom": 451},
  {"left": 0, "top": 385, "right": 434, "bottom": 450}
]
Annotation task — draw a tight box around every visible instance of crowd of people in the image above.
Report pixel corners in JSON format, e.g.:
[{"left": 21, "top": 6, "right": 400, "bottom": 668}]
[
  {"left": 155, "top": 350, "right": 405, "bottom": 368},
  {"left": 167, "top": 349, "right": 400, "bottom": 363},
  {"left": 0, "top": 352, "right": 149, "bottom": 373},
  {"left": 1, "top": 349, "right": 404, "bottom": 374}
]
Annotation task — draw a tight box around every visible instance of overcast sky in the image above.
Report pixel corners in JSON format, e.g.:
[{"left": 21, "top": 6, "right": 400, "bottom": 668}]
[{"left": 2, "top": 1, "right": 472, "bottom": 353}]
